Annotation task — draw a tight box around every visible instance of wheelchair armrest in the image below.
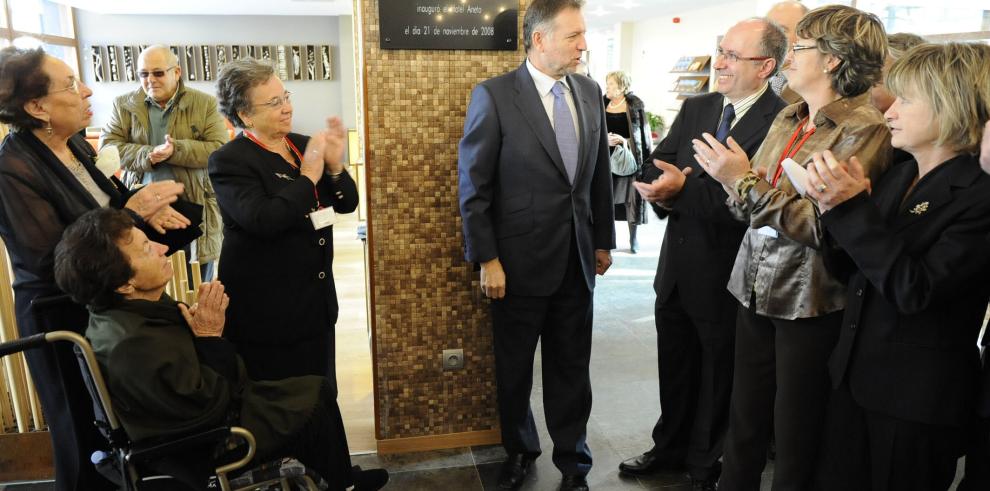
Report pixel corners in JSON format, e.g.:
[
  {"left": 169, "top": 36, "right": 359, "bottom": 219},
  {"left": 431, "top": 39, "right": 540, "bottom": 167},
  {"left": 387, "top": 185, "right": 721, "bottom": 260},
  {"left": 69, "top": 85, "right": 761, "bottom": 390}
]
[
  {"left": 128, "top": 426, "right": 232, "bottom": 463},
  {"left": 0, "top": 333, "right": 48, "bottom": 357}
]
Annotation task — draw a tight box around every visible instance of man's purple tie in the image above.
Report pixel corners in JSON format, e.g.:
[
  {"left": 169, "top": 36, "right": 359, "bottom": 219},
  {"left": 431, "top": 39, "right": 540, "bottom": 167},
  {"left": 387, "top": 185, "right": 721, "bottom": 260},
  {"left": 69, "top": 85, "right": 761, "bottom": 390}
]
[
  {"left": 715, "top": 103, "right": 735, "bottom": 143},
  {"left": 551, "top": 81, "right": 578, "bottom": 184}
]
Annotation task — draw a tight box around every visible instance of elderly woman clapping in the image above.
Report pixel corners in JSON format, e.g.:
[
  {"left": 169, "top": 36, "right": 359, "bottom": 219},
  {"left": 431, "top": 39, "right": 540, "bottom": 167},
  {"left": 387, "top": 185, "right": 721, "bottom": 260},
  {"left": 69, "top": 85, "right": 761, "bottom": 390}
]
[
  {"left": 208, "top": 58, "right": 358, "bottom": 383},
  {"left": 0, "top": 47, "right": 193, "bottom": 490}
]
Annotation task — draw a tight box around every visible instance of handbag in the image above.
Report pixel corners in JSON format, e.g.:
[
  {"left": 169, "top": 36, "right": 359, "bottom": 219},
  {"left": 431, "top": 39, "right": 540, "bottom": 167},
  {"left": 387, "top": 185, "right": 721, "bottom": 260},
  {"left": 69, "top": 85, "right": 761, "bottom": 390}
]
[{"left": 609, "top": 140, "right": 639, "bottom": 176}]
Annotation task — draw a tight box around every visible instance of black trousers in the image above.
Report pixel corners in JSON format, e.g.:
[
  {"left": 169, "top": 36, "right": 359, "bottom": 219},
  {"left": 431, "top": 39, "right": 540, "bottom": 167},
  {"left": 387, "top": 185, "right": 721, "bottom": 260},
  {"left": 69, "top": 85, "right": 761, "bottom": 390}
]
[
  {"left": 650, "top": 288, "right": 735, "bottom": 480},
  {"left": 279, "top": 379, "right": 354, "bottom": 490},
  {"left": 814, "top": 384, "right": 964, "bottom": 491},
  {"left": 491, "top": 239, "right": 594, "bottom": 476},
  {"left": 719, "top": 304, "right": 841, "bottom": 491}
]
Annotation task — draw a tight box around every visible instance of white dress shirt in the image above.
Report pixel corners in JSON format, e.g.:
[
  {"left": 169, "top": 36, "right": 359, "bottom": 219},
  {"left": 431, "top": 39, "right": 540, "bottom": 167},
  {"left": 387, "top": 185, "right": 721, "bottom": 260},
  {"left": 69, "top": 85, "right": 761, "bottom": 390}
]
[{"left": 526, "top": 59, "right": 581, "bottom": 147}]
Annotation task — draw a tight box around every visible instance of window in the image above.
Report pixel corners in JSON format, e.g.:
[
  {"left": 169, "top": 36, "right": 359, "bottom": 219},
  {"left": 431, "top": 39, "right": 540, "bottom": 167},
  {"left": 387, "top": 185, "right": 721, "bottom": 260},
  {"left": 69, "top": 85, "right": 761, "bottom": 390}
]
[
  {"left": 799, "top": 0, "right": 989, "bottom": 41},
  {"left": 1, "top": 0, "right": 79, "bottom": 73},
  {"left": 856, "top": 0, "right": 988, "bottom": 36}
]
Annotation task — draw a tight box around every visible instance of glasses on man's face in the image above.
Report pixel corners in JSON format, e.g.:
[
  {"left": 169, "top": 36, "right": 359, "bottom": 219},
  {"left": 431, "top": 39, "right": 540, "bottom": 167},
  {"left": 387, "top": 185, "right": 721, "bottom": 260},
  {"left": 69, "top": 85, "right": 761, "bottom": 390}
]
[
  {"left": 716, "top": 48, "right": 772, "bottom": 64},
  {"left": 790, "top": 43, "right": 818, "bottom": 54},
  {"left": 253, "top": 92, "right": 292, "bottom": 110},
  {"left": 138, "top": 66, "right": 177, "bottom": 79},
  {"left": 49, "top": 77, "right": 83, "bottom": 95}
]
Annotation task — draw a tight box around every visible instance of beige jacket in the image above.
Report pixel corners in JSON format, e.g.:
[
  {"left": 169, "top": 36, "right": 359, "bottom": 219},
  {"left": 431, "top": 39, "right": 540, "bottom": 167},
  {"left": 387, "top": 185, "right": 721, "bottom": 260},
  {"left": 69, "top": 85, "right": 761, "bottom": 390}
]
[
  {"left": 726, "top": 92, "right": 892, "bottom": 320},
  {"left": 100, "top": 83, "right": 228, "bottom": 262}
]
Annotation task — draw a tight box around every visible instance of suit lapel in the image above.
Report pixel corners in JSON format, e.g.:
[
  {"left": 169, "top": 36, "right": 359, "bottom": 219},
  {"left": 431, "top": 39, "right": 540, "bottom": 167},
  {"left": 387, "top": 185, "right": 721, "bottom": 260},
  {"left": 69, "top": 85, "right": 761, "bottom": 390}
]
[
  {"left": 728, "top": 89, "right": 776, "bottom": 150},
  {"left": 567, "top": 74, "right": 595, "bottom": 186},
  {"left": 513, "top": 65, "right": 570, "bottom": 182},
  {"left": 690, "top": 95, "right": 725, "bottom": 178}
]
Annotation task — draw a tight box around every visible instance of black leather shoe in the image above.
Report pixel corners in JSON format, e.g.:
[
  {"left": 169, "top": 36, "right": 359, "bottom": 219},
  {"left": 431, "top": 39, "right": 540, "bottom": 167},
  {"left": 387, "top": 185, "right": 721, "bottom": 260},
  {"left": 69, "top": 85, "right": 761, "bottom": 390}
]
[
  {"left": 497, "top": 454, "right": 534, "bottom": 489},
  {"left": 352, "top": 465, "right": 389, "bottom": 491},
  {"left": 559, "top": 474, "right": 589, "bottom": 491},
  {"left": 618, "top": 449, "right": 685, "bottom": 476}
]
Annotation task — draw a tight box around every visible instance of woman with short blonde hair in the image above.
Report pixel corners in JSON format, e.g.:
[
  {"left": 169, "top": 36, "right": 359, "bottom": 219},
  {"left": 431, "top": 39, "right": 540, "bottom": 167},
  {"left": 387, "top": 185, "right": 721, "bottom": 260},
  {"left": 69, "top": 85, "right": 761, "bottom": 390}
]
[
  {"left": 807, "top": 41, "right": 990, "bottom": 491},
  {"left": 603, "top": 70, "right": 651, "bottom": 252}
]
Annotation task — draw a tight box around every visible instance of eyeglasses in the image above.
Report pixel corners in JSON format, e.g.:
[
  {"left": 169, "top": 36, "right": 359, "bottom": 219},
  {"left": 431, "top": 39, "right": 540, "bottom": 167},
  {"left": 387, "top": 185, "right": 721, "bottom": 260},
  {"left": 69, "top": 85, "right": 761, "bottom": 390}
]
[
  {"left": 716, "top": 48, "right": 771, "bottom": 63},
  {"left": 253, "top": 92, "right": 292, "bottom": 110},
  {"left": 790, "top": 43, "right": 818, "bottom": 54},
  {"left": 138, "top": 66, "right": 177, "bottom": 78},
  {"left": 49, "top": 77, "right": 83, "bottom": 95}
]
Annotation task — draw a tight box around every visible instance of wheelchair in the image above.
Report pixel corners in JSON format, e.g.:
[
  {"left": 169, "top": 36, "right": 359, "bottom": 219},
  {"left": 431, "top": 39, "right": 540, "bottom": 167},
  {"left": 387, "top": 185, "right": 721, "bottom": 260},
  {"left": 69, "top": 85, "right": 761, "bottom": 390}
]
[{"left": 0, "top": 329, "right": 324, "bottom": 490}]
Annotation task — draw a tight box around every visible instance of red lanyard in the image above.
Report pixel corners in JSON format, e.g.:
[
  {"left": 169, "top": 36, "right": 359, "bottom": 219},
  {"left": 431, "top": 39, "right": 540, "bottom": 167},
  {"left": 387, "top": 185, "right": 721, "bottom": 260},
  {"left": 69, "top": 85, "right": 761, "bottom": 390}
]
[
  {"left": 243, "top": 131, "right": 322, "bottom": 209},
  {"left": 770, "top": 117, "right": 816, "bottom": 188}
]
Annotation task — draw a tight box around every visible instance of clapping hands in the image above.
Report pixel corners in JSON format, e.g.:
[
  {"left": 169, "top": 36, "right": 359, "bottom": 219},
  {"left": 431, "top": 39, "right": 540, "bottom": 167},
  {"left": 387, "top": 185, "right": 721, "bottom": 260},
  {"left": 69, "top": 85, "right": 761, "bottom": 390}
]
[{"left": 179, "top": 281, "right": 229, "bottom": 337}]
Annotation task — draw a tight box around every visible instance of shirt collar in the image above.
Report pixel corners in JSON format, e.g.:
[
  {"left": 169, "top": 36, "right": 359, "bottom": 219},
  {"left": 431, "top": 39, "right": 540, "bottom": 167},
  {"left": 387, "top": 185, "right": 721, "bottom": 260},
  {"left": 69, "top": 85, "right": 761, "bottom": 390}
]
[
  {"left": 723, "top": 82, "right": 769, "bottom": 113},
  {"left": 527, "top": 58, "right": 570, "bottom": 97},
  {"left": 781, "top": 92, "right": 872, "bottom": 127},
  {"left": 145, "top": 87, "right": 182, "bottom": 111}
]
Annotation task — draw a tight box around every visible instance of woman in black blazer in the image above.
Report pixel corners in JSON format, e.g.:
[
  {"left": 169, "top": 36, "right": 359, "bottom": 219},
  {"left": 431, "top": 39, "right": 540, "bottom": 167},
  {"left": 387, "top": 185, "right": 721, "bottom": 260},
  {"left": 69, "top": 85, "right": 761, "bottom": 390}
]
[
  {"left": 806, "top": 42, "right": 990, "bottom": 490},
  {"left": 209, "top": 59, "right": 358, "bottom": 383}
]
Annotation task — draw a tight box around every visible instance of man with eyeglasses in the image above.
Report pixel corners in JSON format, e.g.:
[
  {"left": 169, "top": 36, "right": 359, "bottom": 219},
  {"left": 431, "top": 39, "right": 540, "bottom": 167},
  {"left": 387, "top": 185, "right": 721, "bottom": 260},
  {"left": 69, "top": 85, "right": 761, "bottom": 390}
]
[
  {"left": 621, "top": 18, "right": 788, "bottom": 490},
  {"left": 766, "top": 1, "right": 809, "bottom": 104},
  {"left": 101, "top": 44, "right": 228, "bottom": 280}
]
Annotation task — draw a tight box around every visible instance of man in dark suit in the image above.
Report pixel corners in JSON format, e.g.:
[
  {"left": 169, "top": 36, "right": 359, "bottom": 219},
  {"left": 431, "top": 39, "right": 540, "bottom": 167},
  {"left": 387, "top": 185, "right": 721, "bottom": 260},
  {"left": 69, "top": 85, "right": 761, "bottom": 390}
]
[
  {"left": 619, "top": 18, "right": 788, "bottom": 489},
  {"left": 457, "top": 1, "right": 615, "bottom": 490}
]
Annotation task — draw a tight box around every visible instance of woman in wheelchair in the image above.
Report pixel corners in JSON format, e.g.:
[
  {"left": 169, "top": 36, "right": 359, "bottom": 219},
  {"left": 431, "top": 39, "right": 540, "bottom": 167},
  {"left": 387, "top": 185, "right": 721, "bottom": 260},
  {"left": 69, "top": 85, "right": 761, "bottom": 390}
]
[{"left": 52, "top": 208, "right": 388, "bottom": 491}]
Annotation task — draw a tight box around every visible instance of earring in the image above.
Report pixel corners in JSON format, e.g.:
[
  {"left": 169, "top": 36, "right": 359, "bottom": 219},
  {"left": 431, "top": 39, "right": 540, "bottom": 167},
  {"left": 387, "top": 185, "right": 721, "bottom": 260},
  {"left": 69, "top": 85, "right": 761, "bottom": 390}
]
[
  {"left": 823, "top": 68, "right": 829, "bottom": 74},
  {"left": 44, "top": 121, "right": 53, "bottom": 137}
]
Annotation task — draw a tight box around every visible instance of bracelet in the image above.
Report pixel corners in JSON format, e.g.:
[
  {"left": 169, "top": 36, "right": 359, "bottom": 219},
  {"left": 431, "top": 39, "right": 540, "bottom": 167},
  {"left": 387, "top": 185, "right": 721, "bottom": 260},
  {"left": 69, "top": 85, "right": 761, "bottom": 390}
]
[
  {"left": 734, "top": 172, "right": 761, "bottom": 198},
  {"left": 328, "top": 170, "right": 345, "bottom": 182}
]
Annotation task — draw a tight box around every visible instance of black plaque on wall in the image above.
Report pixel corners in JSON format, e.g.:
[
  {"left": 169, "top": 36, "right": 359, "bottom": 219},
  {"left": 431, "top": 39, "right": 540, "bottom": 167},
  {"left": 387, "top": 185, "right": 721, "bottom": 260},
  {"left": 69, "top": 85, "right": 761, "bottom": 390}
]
[{"left": 378, "top": 0, "right": 517, "bottom": 50}]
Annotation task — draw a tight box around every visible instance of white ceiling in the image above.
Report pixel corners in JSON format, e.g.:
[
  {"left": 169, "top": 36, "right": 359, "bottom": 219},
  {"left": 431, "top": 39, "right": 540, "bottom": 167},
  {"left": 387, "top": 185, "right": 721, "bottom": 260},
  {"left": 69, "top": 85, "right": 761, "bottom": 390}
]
[
  {"left": 57, "top": 0, "right": 721, "bottom": 25},
  {"left": 56, "top": 0, "right": 353, "bottom": 16}
]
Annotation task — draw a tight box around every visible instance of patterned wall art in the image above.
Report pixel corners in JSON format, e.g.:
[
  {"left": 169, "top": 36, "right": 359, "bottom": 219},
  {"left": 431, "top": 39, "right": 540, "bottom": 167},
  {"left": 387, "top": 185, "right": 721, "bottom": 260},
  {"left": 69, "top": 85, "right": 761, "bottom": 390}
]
[
  {"left": 90, "top": 46, "right": 105, "bottom": 83},
  {"left": 184, "top": 45, "right": 198, "bottom": 81},
  {"left": 200, "top": 45, "right": 213, "bottom": 81},
  {"left": 121, "top": 46, "right": 136, "bottom": 82},
  {"left": 290, "top": 45, "right": 303, "bottom": 80},
  {"left": 305, "top": 45, "right": 317, "bottom": 81},
  {"left": 320, "top": 45, "right": 332, "bottom": 80},
  {"left": 106, "top": 45, "right": 120, "bottom": 82},
  {"left": 89, "top": 44, "right": 335, "bottom": 83}
]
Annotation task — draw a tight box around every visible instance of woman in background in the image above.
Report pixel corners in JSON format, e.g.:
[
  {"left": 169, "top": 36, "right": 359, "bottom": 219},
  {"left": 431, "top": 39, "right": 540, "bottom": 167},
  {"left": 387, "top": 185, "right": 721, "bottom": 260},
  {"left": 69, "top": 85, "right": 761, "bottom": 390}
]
[{"left": 604, "top": 70, "right": 651, "bottom": 253}]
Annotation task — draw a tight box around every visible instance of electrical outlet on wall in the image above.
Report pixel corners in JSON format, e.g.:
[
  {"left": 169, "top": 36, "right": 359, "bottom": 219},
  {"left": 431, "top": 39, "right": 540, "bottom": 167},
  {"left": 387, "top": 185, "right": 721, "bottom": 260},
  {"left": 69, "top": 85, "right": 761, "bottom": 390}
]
[{"left": 442, "top": 349, "right": 464, "bottom": 370}]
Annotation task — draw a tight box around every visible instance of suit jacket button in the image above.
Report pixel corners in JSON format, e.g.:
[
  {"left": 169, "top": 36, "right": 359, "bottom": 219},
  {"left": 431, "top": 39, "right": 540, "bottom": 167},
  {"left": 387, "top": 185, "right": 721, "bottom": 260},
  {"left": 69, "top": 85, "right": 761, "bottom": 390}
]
[
  {"left": 318, "top": 271, "right": 327, "bottom": 279},
  {"left": 856, "top": 289, "right": 863, "bottom": 296},
  {"left": 319, "top": 238, "right": 327, "bottom": 246},
  {"left": 850, "top": 323, "right": 857, "bottom": 330},
  {"left": 677, "top": 237, "right": 685, "bottom": 244}
]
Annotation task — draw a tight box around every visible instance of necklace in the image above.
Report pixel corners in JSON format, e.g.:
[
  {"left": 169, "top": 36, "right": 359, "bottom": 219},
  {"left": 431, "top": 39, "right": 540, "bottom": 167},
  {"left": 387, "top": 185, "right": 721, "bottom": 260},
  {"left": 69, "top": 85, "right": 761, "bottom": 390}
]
[{"left": 607, "top": 97, "right": 626, "bottom": 110}]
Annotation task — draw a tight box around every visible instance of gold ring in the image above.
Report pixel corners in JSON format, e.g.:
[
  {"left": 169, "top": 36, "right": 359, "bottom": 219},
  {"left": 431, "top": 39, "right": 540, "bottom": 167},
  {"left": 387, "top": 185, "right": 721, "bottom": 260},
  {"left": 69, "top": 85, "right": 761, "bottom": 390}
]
[
  {"left": 817, "top": 184, "right": 827, "bottom": 193},
  {"left": 155, "top": 193, "right": 162, "bottom": 201}
]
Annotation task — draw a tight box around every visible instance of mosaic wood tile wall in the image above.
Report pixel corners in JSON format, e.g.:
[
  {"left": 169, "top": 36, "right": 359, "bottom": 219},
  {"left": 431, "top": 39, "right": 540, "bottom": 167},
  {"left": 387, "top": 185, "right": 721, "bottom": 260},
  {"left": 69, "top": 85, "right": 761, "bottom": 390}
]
[{"left": 358, "top": 1, "right": 527, "bottom": 440}]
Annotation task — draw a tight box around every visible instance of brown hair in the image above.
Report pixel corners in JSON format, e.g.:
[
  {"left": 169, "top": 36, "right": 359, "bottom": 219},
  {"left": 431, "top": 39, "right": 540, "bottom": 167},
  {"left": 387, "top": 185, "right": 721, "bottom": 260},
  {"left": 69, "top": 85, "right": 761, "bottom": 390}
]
[
  {"left": 54, "top": 208, "right": 137, "bottom": 310},
  {"left": 796, "top": 5, "right": 886, "bottom": 97},
  {"left": 0, "top": 47, "right": 49, "bottom": 130}
]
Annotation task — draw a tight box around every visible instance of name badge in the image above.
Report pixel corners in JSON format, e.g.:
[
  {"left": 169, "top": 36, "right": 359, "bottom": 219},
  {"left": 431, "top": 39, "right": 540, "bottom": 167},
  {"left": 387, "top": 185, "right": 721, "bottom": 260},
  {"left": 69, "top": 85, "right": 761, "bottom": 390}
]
[
  {"left": 309, "top": 207, "right": 336, "bottom": 230},
  {"left": 757, "top": 226, "right": 778, "bottom": 238}
]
